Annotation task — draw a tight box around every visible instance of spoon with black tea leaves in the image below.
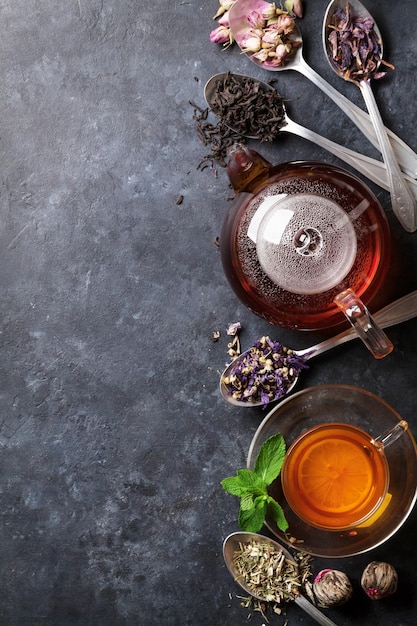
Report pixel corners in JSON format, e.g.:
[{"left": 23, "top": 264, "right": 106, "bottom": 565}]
[
  {"left": 223, "top": 532, "right": 338, "bottom": 626},
  {"left": 323, "top": 0, "right": 417, "bottom": 232},
  {"left": 220, "top": 290, "right": 417, "bottom": 407},
  {"left": 204, "top": 72, "right": 417, "bottom": 199},
  {"left": 228, "top": 0, "right": 417, "bottom": 179}
]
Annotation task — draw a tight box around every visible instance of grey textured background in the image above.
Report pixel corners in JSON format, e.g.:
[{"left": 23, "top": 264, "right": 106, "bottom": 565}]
[{"left": 1, "top": 0, "right": 417, "bottom": 624}]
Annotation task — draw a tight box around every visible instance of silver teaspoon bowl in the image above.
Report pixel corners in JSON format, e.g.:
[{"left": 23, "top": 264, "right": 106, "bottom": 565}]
[
  {"left": 323, "top": 0, "right": 417, "bottom": 232},
  {"left": 228, "top": 0, "right": 417, "bottom": 178},
  {"left": 220, "top": 291, "right": 417, "bottom": 407},
  {"left": 204, "top": 73, "right": 417, "bottom": 198},
  {"left": 223, "top": 532, "right": 338, "bottom": 626}
]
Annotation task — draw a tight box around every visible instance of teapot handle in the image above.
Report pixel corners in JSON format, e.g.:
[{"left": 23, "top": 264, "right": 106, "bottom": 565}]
[{"left": 334, "top": 289, "right": 394, "bottom": 359}]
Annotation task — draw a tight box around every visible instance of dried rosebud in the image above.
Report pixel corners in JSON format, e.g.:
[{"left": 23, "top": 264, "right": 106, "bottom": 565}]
[
  {"left": 313, "top": 569, "right": 353, "bottom": 607},
  {"left": 247, "top": 10, "right": 267, "bottom": 29},
  {"left": 251, "top": 48, "right": 270, "bottom": 63},
  {"left": 212, "top": 0, "right": 236, "bottom": 20},
  {"left": 263, "top": 43, "right": 291, "bottom": 67},
  {"left": 256, "top": 0, "right": 278, "bottom": 20},
  {"left": 218, "top": 10, "right": 231, "bottom": 27},
  {"left": 274, "top": 13, "right": 296, "bottom": 34},
  {"left": 284, "top": 0, "right": 303, "bottom": 18},
  {"left": 240, "top": 31, "right": 262, "bottom": 53},
  {"left": 209, "top": 25, "right": 233, "bottom": 45},
  {"left": 361, "top": 562, "right": 398, "bottom": 600},
  {"left": 261, "top": 29, "right": 282, "bottom": 47}
]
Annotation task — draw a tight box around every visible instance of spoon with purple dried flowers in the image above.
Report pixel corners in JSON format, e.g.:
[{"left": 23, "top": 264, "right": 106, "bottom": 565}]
[
  {"left": 204, "top": 72, "right": 417, "bottom": 197},
  {"left": 323, "top": 0, "right": 416, "bottom": 232},
  {"left": 220, "top": 290, "right": 417, "bottom": 407},
  {"left": 229, "top": 0, "right": 417, "bottom": 179}
]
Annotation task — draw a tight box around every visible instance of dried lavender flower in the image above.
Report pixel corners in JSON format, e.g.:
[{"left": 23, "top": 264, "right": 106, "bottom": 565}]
[
  {"left": 226, "top": 321, "right": 242, "bottom": 335},
  {"left": 361, "top": 561, "right": 398, "bottom": 600},
  {"left": 313, "top": 569, "right": 353, "bottom": 607},
  {"left": 223, "top": 335, "right": 308, "bottom": 407}
]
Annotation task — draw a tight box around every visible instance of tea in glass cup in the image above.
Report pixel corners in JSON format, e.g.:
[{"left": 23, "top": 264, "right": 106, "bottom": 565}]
[{"left": 281, "top": 423, "right": 389, "bottom": 530}]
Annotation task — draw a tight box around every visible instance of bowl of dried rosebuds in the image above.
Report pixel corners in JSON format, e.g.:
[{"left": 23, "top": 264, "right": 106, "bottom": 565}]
[{"left": 229, "top": 0, "right": 304, "bottom": 71}]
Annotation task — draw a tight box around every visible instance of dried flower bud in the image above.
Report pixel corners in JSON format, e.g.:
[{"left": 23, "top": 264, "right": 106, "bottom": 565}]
[
  {"left": 274, "top": 13, "right": 296, "bottom": 35},
  {"left": 313, "top": 569, "right": 353, "bottom": 607},
  {"left": 240, "top": 31, "right": 262, "bottom": 53},
  {"left": 209, "top": 25, "right": 232, "bottom": 45},
  {"left": 247, "top": 10, "right": 266, "bottom": 29},
  {"left": 218, "top": 10, "right": 231, "bottom": 27},
  {"left": 361, "top": 561, "right": 398, "bottom": 600},
  {"left": 226, "top": 321, "right": 242, "bottom": 336},
  {"left": 284, "top": 0, "right": 303, "bottom": 18},
  {"left": 256, "top": 0, "right": 278, "bottom": 20},
  {"left": 212, "top": 0, "right": 236, "bottom": 20},
  {"left": 261, "top": 29, "right": 282, "bottom": 47}
]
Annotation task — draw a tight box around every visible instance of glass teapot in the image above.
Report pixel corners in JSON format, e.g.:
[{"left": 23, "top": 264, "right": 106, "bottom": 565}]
[{"left": 220, "top": 144, "right": 393, "bottom": 358}]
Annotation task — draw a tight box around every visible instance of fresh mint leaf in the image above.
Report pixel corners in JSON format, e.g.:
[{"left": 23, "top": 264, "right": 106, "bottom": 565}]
[
  {"left": 238, "top": 501, "right": 267, "bottom": 533},
  {"left": 236, "top": 469, "right": 266, "bottom": 494},
  {"left": 220, "top": 475, "right": 246, "bottom": 497},
  {"left": 221, "top": 432, "right": 289, "bottom": 534},
  {"left": 221, "top": 469, "right": 266, "bottom": 497},
  {"left": 254, "top": 434, "right": 286, "bottom": 485},
  {"left": 239, "top": 492, "right": 255, "bottom": 511},
  {"left": 267, "top": 496, "right": 289, "bottom": 532}
]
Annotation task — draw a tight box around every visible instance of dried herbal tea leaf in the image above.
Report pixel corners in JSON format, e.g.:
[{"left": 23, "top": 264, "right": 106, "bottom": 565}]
[
  {"left": 209, "top": 72, "right": 286, "bottom": 142},
  {"left": 223, "top": 336, "right": 308, "bottom": 408},
  {"left": 232, "top": 540, "right": 301, "bottom": 604},
  {"left": 327, "top": 3, "right": 394, "bottom": 83}
]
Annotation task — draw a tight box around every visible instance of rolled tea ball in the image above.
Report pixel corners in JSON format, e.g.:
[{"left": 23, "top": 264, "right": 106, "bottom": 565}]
[
  {"left": 361, "top": 561, "right": 398, "bottom": 600},
  {"left": 313, "top": 569, "right": 353, "bottom": 607}
]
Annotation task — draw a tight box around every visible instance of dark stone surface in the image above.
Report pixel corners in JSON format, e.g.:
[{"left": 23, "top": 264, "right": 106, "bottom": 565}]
[{"left": 0, "top": 0, "right": 416, "bottom": 624}]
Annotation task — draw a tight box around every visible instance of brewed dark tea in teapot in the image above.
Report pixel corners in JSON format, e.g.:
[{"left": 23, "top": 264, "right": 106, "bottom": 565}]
[{"left": 221, "top": 144, "right": 392, "bottom": 332}]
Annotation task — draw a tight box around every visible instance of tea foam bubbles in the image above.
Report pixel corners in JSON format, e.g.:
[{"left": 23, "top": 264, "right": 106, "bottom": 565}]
[{"left": 256, "top": 193, "right": 357, "bottom": 295}]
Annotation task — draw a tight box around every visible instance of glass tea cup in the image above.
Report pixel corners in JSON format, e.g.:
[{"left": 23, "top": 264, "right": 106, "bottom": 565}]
[{"left": 281, "top": 420, "right": 407, "bottom": 531}]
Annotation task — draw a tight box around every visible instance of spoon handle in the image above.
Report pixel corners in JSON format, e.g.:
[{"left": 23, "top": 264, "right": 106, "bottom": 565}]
[
  {"left": 283, "top": 118, "right": 417, "bottom": 199},
  {"left": 301, "top": 291, "right": 417, "bottom": 360},
  {"left": 358, "top": 80, "right": 417, "bottom": 232},
  {"left": 295, "top": 594, "right": 339, "bottom": 626},
  {"left": 295, "top": 57, "right": 417, "bottom": 180}
]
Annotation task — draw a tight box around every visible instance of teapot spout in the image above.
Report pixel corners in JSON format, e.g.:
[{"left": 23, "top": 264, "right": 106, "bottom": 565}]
[{"left": 226, "top": 143, "right": 271, "bottom": 193}]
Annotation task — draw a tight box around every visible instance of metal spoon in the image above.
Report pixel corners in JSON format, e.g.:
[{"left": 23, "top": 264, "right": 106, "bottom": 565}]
[
  {"left": 228, "top": 0, "right": 417, "bottom": 179},
  {"left": 323, "top": 0, "right": 416, "bottom": 232},
  {"left": 220, "top": 290, "right": 417, "bottom": 407},
  {"left": 204, "top": 72, "right": 417, "bottom": 198},
  {"left": 223, "top": 531, "right": 338, "bottom": 626}
]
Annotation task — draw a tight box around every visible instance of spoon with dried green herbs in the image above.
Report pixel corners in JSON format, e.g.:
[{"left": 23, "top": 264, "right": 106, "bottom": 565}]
[
  {"left": 220, "top": 290, "right": 417, "bottom": 407},
  {"left": 204, "top": 72, "right": 417, "bottom": 198},
  {"left": 323, "top": 0, "right": 416, "bottom": 232},
  {"left": 229, "top": 0, "right": 417, "bottom": 179},
  {"left": 223, "top": 532, "right": 338, "bottom": 625}
]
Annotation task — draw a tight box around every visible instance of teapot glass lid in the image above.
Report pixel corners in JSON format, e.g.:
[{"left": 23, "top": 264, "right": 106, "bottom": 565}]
[{"left": 254, "top": 193, "right": 358, "bottom": 295}]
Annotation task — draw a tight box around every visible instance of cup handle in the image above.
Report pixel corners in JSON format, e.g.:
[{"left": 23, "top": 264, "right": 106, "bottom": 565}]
[{"left": 334, "top": 289, "right": 394, "bottom": 359}]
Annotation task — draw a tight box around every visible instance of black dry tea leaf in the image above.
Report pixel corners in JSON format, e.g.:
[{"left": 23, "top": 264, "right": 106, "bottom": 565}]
[
  {"left": 190, "top": 73, "right": 286, "bottom": 174},
  {"left": 190, "top": 99, "right": 245, "bottom": 174},
  {"left": 210, "top": 72, "right": 286, "bottom": 141}
]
